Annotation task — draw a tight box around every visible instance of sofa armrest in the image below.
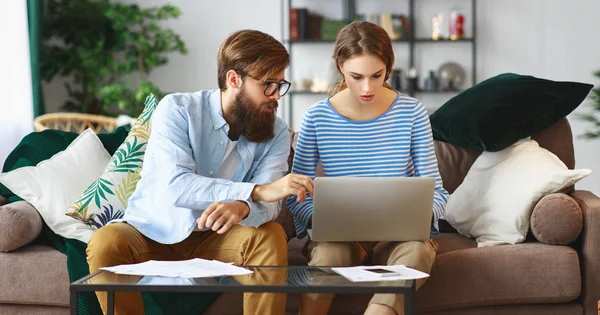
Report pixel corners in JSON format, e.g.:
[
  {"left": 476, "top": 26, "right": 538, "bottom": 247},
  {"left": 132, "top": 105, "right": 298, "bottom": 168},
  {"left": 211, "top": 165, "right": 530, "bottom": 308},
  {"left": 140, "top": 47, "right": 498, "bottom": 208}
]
[
  {"left": 570, "top": 190, "right": 600, "bottom": 315},
  {"left": 0, "top": 196, "right": 7, "bottom": 207}
]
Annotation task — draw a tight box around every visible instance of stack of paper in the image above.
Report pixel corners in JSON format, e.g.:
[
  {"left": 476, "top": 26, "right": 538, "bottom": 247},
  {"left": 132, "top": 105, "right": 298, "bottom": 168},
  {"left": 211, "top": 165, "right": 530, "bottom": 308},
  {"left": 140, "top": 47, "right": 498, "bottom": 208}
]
[
  {"left": 100, "top": 258, "right": 253, "bottom": 278},
  {"left": 332, "top": 265, "right": 429, "bottom": 282}
]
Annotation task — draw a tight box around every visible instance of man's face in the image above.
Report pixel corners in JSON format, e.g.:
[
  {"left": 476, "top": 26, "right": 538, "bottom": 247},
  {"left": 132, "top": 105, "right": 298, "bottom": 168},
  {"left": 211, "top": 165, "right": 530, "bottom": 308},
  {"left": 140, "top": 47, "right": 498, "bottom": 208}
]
[{"left": 230, "top": 82, "right": 279, "bottom": 143}]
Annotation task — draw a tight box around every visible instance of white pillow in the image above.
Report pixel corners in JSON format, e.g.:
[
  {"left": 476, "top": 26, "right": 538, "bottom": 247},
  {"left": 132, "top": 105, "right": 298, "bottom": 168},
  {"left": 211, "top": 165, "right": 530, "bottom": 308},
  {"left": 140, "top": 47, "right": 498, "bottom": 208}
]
[
  {"left": 444, "top": 139, "right": 591, "bottom": 247},
  {"left": 0, "top": 128, "right": 111, "bottom": 243}
]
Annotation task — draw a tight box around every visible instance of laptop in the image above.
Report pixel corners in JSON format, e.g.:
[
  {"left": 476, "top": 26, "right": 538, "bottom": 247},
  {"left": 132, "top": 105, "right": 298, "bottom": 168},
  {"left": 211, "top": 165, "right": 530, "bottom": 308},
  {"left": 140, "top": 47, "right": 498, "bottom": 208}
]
[{"left": 308, "top": 177, "right": 435, "bottom": 242}]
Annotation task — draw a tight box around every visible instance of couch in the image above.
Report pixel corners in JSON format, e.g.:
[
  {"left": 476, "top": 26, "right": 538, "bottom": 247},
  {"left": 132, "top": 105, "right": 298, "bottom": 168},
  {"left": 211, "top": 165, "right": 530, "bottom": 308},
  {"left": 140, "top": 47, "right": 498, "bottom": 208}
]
[{"left": 0, "top": 117, "right": 598, "bottom": 315}]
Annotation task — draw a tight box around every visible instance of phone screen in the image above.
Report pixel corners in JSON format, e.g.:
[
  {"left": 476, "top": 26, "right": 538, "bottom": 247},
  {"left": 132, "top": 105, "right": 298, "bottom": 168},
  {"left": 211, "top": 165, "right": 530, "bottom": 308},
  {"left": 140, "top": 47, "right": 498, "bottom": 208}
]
[{"left": 365, "top": 268, "right": 396, "bottom": 274}]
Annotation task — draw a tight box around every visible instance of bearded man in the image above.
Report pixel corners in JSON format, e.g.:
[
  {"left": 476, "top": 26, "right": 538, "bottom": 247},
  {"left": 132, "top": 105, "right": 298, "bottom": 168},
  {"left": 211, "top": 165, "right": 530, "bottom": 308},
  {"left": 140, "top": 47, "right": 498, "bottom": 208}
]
[{"left": 87, "top": 29, "right": 314, "bottom": 315}]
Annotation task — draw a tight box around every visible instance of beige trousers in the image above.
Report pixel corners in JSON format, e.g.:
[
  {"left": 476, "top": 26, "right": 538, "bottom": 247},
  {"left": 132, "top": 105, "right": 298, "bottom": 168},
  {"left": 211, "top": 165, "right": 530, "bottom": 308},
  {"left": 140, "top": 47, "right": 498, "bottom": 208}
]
[
  {"left": 86, "top": 222, "right": 288, "bottom": 315},
  {"left": 305, "top": 239, "right": 438, "bottom": 315}
]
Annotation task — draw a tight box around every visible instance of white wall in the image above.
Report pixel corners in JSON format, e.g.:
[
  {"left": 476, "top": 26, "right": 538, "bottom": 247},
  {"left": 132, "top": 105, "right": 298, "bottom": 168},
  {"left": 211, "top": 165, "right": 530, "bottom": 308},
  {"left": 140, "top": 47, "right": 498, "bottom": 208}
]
[{"left": 42, "top": 0, "right": 600, "bottom": 194}]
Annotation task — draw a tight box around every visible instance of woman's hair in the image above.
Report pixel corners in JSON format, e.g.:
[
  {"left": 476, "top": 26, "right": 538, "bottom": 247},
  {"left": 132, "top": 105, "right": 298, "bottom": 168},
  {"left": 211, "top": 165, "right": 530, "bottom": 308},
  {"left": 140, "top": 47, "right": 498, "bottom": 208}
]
[
  {"left": 329, "top": 21, "right": 395, "bottom": 95},
  {"left": 217, "top": 30, "right": 289, "bottom": 91}
]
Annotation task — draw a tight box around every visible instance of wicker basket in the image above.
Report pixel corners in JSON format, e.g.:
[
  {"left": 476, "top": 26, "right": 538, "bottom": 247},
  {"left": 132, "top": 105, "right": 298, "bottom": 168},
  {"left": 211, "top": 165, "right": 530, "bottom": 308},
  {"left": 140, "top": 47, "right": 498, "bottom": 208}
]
[{"left": 33, "top": 113, "right": 117, "bottom": 133}]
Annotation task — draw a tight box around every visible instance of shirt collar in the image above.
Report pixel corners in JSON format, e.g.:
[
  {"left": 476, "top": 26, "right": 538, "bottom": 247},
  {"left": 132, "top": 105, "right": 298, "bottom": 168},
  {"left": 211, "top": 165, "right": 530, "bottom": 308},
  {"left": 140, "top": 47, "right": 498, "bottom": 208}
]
[{"left": 209, "top": 89, "right": 228, "bottom": 131}]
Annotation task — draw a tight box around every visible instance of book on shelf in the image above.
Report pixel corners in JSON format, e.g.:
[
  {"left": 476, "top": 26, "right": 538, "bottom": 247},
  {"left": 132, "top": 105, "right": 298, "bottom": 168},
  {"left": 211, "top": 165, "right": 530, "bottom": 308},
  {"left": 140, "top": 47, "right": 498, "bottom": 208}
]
[
  {"left": 289, "top": 8, "right": 323, "bottom": 41},
  {"left": 354, "top": 13, "right": 412, "bottom": 40}
]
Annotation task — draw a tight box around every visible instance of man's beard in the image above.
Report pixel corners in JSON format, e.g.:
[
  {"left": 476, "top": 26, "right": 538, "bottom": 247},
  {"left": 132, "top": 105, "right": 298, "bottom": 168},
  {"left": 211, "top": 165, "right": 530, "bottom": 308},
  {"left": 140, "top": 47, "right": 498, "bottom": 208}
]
[{"left": 230, "top": 88, "right": 278, "bottom": 143}]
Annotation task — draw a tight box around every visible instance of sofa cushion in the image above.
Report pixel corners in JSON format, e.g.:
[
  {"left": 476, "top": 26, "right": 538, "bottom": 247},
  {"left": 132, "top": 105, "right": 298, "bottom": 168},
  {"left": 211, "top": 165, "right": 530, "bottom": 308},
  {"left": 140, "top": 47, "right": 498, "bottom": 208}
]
[
  {"left": 530, "top": 193, "right": 583, "bottom": 245},
  {"left": 0, "top": 129, "right": 110, "bottom": 243},
  {"left": 0, "top": 201, "right": 43, "bottom": 252},
  {"left": 433, "top": 141, "right": 481, "bottom": 194},
  {"left": 0, "top": 245, "right": 69, "bottom": 307},
  {"left": 0, "top": 305, "right": 69, "bottom": 315},
  {"left": 444, "top": 139, "right": 590, "bottom": 247},
  {"left": 433, "top": 232, "right": 477, "bottom": 255},
  {"left": 429, "top": 73, "right": 592, "bottom": 152},
  {"left": 416, "top": 243, "right": 580, "bottom": 311},
  {"left": 532, "top": 118, "right": 577, "bottom": 194},
  {"left": 418, "top": 304, "right": 582, "bottom": 315},
  {"left": 66, "top": 94, "right": 158, "bottom": 229}
]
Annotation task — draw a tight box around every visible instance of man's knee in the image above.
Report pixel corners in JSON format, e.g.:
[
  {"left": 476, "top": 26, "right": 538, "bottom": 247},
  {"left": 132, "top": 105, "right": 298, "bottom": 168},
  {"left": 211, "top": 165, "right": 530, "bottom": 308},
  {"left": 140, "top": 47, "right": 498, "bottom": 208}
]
[
  {"left": 87, "top": 223, "right": 143, "bottom": 268},
  {"left": 249, "top": 221, "right": 288, "bottom": 265}
]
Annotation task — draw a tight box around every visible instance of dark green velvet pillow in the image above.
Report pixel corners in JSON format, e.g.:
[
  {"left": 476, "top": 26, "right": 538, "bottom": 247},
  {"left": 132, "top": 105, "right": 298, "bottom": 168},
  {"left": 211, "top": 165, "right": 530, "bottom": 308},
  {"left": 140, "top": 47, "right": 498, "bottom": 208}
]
[{"left": 429, "top": 73, "right": 593, "bottom": 152}]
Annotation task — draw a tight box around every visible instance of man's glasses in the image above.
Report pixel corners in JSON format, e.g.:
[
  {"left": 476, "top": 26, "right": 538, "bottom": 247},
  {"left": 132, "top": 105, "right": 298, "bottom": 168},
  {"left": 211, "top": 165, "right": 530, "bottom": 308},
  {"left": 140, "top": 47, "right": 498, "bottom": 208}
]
[{"left": 240, "top": 72, "right": 292, "bottom": 97}]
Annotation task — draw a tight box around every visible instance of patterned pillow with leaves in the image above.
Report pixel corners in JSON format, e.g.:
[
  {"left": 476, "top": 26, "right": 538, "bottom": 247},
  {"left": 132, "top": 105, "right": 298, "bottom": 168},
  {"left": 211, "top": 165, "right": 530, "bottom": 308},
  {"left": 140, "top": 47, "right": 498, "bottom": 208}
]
[{"left": 66, "top": 94, "right": 158, "bottom": 229}]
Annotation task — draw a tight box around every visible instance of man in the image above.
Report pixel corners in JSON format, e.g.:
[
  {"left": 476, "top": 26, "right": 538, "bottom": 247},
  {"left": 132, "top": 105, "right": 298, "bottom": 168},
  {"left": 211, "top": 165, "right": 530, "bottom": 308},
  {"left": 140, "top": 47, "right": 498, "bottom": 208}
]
[{"left": 86, "top": 29, "right": 314, "bottom": 315}]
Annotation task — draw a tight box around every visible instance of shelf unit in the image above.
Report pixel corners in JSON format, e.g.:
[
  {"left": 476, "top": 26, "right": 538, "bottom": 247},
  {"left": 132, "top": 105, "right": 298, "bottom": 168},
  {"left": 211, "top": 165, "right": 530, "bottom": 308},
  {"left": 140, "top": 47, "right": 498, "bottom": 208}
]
[{"left": 280, "top": 0, "right": 477, "bottom": 128}]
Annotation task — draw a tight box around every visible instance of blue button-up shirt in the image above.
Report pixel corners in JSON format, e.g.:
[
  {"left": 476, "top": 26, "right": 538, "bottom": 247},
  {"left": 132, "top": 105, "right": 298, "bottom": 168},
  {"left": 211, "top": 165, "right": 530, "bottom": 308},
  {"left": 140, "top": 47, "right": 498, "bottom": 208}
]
[{"left": 123, "top": 89, "right": 291, "bottom": 244}]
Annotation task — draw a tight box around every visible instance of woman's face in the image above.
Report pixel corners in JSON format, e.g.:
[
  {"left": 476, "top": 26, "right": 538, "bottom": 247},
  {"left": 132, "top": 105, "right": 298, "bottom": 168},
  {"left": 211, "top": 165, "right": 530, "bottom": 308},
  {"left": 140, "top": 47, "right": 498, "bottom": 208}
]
[{"left": 339, "top": 54, "right": 387, "bottom": 104}]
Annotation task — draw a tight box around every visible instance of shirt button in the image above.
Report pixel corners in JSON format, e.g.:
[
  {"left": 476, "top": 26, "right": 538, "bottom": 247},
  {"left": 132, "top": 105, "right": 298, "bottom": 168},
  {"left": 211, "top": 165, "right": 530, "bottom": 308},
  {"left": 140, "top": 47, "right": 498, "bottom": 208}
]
[
  {"left": 214, "top": 124, "right": 219, "bottom": 128},
  {"left": 209, "top": 170, "right": 214, "bottom": 175},
  {"left": 220, "top": 141, "right": 224, "bottom": 145}
]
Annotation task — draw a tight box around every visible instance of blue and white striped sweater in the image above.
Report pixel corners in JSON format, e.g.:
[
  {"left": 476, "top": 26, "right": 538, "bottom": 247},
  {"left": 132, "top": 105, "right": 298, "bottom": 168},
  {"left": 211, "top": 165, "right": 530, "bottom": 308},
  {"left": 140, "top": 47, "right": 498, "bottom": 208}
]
[{"left": 286, "top": 93, "right": 449, "bottom": 239}]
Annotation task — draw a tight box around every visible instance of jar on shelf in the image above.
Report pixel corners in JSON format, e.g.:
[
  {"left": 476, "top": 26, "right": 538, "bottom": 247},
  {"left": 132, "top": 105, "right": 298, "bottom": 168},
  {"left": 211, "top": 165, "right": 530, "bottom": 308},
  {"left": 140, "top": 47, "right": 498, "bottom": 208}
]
[{"left": 449, "top": 8, "right": 465, "bottom": 40}]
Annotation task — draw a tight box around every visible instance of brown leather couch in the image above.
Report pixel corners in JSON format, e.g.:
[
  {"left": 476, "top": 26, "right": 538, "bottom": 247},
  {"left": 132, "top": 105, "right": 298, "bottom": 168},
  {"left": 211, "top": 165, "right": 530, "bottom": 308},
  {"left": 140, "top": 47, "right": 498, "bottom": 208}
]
[{"left": 0, "top": 118, "right": 598, "bottom": 315}]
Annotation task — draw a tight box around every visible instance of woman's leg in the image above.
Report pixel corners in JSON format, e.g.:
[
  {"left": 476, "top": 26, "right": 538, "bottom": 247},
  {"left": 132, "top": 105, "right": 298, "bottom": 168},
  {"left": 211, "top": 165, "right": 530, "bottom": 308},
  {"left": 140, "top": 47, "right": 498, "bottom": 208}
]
[
  {"left": 365, "top": 239, "right": 438, "bottom": 315},
  {"left": 299, "top": 240, "right": 367, "bottom": 315}
]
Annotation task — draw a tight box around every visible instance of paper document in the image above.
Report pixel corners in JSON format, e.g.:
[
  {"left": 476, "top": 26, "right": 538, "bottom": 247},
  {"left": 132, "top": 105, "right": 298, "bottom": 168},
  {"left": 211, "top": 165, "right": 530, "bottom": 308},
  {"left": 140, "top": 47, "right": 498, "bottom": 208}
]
[
  {"left": 100, "top": 258, "right": 253, "bottom": 278},
  {"left": 332, "top": 265, "right": 429, "bottom": 282}
]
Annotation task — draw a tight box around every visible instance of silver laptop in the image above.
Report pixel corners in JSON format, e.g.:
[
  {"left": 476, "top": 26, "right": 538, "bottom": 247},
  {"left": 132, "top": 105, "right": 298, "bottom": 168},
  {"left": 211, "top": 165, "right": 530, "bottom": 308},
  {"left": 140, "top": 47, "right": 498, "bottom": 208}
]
[{"left": 309, "top": 177, "right": 435, "bottom": 242}]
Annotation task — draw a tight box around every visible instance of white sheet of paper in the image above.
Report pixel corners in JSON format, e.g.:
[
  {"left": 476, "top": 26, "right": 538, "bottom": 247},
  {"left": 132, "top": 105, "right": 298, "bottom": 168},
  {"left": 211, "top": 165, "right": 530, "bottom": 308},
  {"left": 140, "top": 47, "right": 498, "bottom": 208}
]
[
  {"left": 331, "top": 265, "right": 430, "bottom": 282},
  {"left": 100, "top": 258, "right": 253, "bottom": 278}
]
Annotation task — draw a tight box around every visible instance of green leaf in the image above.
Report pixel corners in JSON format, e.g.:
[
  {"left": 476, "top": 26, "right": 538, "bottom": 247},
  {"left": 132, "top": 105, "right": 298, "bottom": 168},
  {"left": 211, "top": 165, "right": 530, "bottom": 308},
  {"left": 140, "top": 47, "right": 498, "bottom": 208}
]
[
  {"left": 73, "top": 178, "right": 114, "bottom": 212},
  {"left": 41, "top": 1, "right": 186, "bottom": 116},
  {"left": 107, "top": 136, "right": 147, "bottom": 173},
  {"left": 116, "top": 170, "right": 142, "bottom": 207}
]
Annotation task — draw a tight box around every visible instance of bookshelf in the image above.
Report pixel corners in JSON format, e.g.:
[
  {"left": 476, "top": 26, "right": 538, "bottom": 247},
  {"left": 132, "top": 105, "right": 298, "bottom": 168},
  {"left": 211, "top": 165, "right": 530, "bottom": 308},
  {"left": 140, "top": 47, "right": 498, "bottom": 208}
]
[{"left": 280, "top": 0, "right": 477, "bottom": 128}]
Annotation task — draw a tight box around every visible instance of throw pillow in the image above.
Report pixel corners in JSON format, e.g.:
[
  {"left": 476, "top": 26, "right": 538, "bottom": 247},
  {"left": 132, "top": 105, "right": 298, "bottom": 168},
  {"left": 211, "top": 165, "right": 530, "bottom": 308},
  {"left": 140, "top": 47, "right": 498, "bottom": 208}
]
[
  {"left": 66, "top": 94, "right": 158, "bottom": 229},
  {"left": 0, "top": 125, "right": 131, "bottom": 203},
  {"left": 0, "top": 128, "right": 111, "bottom": 243},
  {"left": 429, "top": 73, "right": 593, "bottom": 152},
  {"left": 444, "top": 139, "right": 591, "bottom": 247},
  {"left": 530, "top": 193, "right": 583, "bottom": 245},
  {"left": 0, "top": 201, "right": 43, "bottom": 252}
]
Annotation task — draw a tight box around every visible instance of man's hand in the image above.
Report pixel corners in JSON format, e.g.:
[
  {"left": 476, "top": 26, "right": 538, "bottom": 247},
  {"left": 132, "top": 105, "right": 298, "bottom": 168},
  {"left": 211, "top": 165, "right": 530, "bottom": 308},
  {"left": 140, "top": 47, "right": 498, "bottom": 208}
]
[
  {"left": 196, "top": 201, "right": 250, "bottom": 234},
  {"left": 251, "top": 173, "right": 314, "bottom": 203}
]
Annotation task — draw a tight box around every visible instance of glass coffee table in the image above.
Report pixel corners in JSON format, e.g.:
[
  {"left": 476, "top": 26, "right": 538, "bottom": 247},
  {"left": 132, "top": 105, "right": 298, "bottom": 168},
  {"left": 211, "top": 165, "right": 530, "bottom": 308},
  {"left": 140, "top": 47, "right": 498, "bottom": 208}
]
[{"left": 71, "top": 266, "right": 417, "bottom": 315}]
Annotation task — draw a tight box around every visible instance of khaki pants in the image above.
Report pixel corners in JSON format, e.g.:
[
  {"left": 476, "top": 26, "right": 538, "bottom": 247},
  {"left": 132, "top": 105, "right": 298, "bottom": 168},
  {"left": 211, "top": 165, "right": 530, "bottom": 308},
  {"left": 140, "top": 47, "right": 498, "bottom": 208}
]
[
  {"left": 304, "top": 239, "right": 438, "bottom": 315},
  {"left": 86, "top": 222, "right": 288, "bottom": 315}
]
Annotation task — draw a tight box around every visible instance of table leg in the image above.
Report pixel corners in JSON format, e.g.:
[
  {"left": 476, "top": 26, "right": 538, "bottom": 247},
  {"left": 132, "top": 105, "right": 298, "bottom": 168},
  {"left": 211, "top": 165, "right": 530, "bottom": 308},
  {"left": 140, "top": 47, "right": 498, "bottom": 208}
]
[
  {"left": 70, "top": 289, "right": 77, "bottom": 315},
  {"left": 405, "top": 280, "right": 417, "bottom": 315},
  {"left": 107, "top": 291, "right": 115, "bottom": 315}
]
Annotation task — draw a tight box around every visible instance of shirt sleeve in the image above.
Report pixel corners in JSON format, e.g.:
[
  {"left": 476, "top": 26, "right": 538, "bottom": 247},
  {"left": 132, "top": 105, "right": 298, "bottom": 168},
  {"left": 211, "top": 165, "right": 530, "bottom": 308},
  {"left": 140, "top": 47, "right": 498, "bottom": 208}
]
[
  {"left": 410, "top": 102, "right": 449, "bottom": 235},
  {"left": 149, "top": 96, "right": 261, "bottom": 211},
  {"left": 286, "top": 111, "right": 319, "bottom": 239},
  {"left": 239, "top": 126, "right": 291, "bottom": 228}
]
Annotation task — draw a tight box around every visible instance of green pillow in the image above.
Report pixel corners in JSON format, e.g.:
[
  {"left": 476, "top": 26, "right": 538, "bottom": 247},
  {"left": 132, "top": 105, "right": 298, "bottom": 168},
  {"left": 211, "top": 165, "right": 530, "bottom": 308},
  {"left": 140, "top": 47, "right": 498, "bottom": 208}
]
[
  {"left": 0, "top": 125, "right": 131, "bottom": 202},
  {"left": 429, "top": 73, "right": 593, "bottom": 152}
]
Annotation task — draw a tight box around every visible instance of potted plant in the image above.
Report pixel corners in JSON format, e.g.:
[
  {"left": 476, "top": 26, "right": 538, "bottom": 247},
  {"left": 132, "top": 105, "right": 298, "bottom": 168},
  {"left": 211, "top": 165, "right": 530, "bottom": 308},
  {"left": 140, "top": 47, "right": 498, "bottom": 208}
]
[
  {"left": 580, "top": 70, "right": 600, "bottom": 139},
  {"left": 41, "top": 0, "right": 187, "bottom": 117}
]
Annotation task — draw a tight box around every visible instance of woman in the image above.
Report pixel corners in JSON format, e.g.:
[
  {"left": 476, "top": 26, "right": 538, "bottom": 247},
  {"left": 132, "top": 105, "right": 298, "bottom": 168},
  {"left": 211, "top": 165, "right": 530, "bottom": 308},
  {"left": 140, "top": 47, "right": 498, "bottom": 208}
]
[{"left": 286, "top": 21, "right": 449, "bottom": 315}]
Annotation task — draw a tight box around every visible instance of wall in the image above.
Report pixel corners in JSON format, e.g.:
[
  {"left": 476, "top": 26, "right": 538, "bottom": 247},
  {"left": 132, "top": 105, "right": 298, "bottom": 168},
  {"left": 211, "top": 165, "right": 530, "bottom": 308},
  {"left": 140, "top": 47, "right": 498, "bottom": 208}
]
[{"left": 42, "top": 0, "right": 600, "bottom": 194}]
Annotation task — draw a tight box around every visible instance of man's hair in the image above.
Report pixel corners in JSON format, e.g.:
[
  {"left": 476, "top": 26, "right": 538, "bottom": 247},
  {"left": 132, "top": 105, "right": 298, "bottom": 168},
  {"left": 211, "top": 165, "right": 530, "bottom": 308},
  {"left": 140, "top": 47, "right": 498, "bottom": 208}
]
[{"left": 217, "top": 30, "right": 289, "bottom": 91}]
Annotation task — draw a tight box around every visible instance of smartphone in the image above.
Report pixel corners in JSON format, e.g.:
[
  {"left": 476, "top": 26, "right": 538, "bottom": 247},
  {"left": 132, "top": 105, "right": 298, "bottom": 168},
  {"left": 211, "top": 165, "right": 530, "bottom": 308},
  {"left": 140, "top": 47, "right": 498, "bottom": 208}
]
[{"left": 363, "top": 268, "right": 401, "bottom": 277}]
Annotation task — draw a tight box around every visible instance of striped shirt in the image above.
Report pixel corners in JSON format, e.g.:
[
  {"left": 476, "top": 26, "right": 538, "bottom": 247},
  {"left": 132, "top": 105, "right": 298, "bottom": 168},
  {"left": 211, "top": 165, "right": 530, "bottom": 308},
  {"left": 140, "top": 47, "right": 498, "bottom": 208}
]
[{"left": 286, "top": 93, "right": 449, "bottom": 239}]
